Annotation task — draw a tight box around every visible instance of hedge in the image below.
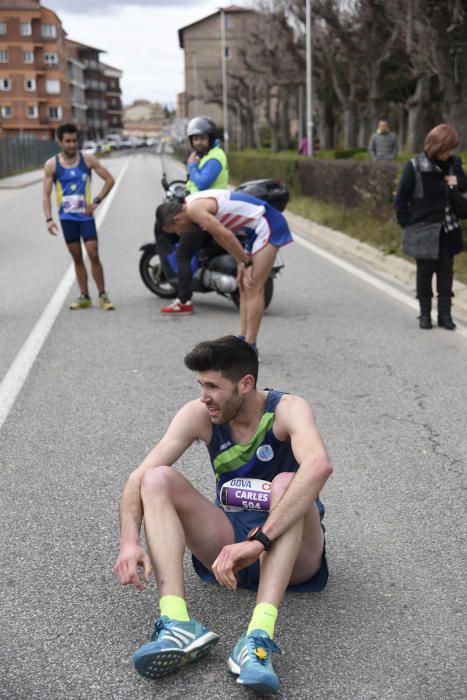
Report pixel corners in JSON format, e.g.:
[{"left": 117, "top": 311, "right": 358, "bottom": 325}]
[
  {"left": 177, "top": 147, "right": 467, "bottom": 222},
  {"left": 228, "top": 151, "right": 400, "bottom": 220}
]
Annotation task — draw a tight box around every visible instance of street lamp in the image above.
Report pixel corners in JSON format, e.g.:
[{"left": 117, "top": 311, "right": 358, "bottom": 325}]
[
  {"left": 306, "top": 0, "right": 313, "bottom": 157},
  {"left": 220, "top": 7, "right": 229, "bottom": 153}
]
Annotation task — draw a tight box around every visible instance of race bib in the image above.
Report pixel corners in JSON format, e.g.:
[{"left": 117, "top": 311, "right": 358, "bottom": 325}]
[
  {"left": 62, "top": 194, "right": 85, "bottom": 214},
  {"left": 220, "top": 478, "right": 271, "bottom": 512}
]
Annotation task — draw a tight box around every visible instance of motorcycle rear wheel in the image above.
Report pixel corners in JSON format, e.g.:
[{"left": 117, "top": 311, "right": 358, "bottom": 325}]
[
  {"left": 231, "top": 277, "right": 274, "bottom": 310},
  {"left": 139, "top": 249, "right": 177, "bottom": 299}
]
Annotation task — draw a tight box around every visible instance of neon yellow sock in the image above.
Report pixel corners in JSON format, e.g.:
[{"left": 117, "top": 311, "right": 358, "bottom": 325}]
[
  {"left": 159, "top": 595, "right": 190, "bottom": 622},
  {"left": 247, "top": 602, "right": 278, "bottom": 639}
]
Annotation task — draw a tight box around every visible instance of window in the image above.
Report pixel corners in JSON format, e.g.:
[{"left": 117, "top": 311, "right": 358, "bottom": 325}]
[
  {"left": 0, "top": 22, "right": 7, "bottom": 35},
  {"left": 45, "top": 78, "right": 60, "bottom": 94},
  {"left": 24, "top": 78, "right": 36, "bottom": 91},
  {"left": 23, "top": 51, "right": 34, "bottom": 64},
  {"left": 1, "top": 105, "right": 13, "bottom": 118},
  {"left": 0, "top": 50, "right": 8, "bottom": 63},
  {"left": 27, "top": 105, "right": 38, "bottom": 118},
  {"left": 44, "top": 52, "right": 58, "bottom": 65},
  {"left": 0, "top": 78, "right": 11, "bottom": 90},
  {"left": 20, "top": 22, "right": 32, "bottom": 36},
  {"left": 41, "top": 24, "right": 57, "bottom": 39},
  {"left": 48, "top": 105, "right": 62, "bottom": 120}
]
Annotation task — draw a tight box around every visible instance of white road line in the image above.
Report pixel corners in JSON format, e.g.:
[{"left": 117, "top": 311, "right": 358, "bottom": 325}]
[
  {"left": 294, "top": 232, "right": 467, "bottom": 340},
  {"left": 0, "top": 158, "right": 130, "bottom": 431}
]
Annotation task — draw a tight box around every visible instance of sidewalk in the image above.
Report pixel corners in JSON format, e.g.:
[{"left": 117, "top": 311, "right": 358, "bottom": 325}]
[
  {"left": 0, "top": 168, "right": 43, "bottom": 189},
  {"left": 284, "top": 209, "right": 467, "bottom": 323}
]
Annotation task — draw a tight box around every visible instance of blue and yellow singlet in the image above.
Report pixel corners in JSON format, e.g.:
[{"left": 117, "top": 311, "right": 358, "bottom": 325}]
[{"left": 54, "top": 153, "right": 93, "bottom": 221}]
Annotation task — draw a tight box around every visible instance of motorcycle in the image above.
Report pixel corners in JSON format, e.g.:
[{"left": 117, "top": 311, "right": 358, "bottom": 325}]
[{"left": 138, "top": 175, "right": 290, "bottom": 310}]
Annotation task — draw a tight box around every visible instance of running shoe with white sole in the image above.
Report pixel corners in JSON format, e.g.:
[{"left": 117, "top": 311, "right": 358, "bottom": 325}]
[
  {"left": 98, "top": 292, "right": 115, "bottom": 310},
  {"left": 228, "top": 629, "right": 281, "bottom": 694},
  {"left": 133, "top": 616, "right": 219, "bottom": 679},
  {"left": 160, "top": 298, "right": 194, "bottom": 315},
  {"left": 69, "top": 294, "right": 92, "bottom": 310}
]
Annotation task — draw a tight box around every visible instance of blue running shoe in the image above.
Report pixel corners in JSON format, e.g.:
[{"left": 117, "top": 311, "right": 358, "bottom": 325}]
[
  {"left": 133, "top": 616, "right": 219, "bottom": 679},
  {"left": 228, "top": 629, "right": 281, "bottom": 694}
]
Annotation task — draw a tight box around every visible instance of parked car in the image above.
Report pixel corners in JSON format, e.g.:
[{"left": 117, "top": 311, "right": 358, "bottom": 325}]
[
  {"left": 105, "top": 134, "right": 123, "bottom": 150},
  {"left": 81, "top": 140, "right": 98, "bottom": 155},
  {"left": 119, "top": 138, "right": 135, "bottom": 149}
]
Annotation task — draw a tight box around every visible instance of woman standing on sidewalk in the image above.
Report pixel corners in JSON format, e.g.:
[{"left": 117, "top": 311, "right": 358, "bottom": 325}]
[{"left": 395, "top": 124, "right": 467, "bottom": 330}]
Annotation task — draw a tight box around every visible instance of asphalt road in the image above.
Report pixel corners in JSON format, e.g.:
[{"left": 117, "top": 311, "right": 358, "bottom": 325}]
[{"left": 1, "top": 153, "right": 466, "bottom": 700}]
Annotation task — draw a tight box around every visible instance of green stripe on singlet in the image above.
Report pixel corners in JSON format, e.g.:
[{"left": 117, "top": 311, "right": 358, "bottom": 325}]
[{"left": 213, "top": 412, "right": 275, "bottom": 478}]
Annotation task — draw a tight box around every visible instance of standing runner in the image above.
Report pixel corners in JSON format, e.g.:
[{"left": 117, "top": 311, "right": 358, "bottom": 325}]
[{"left": 43, "top": 122, "right": 115, "bottom": 310}]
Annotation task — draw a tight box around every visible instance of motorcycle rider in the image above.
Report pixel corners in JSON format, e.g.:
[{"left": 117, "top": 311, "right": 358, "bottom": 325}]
[{"left": 158, "top": 116, "right": 229, "bottom": 316}]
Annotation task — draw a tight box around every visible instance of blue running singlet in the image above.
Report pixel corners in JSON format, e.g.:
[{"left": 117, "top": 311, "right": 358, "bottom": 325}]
[{"left": 54, "top": 152, "right": 93, "bottom": 222}]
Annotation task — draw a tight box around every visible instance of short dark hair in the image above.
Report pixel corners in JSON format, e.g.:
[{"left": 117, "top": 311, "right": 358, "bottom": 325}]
[
  {"left": 57, "top": 123, "right": 78, "bottom": 141},
  {"left": 184, "top": 336, "right": 258, "bottom": 384},
  {"left": 156, "top": 201, "right": 184, "bottom": 229}
]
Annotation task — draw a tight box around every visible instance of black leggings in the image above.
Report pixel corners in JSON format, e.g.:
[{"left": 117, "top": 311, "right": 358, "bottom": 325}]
[
  {"left": 155, "top": 228, "right": 212, "bottom": 303},
  {"left": 416, "top": 235, "right": 454, "bottom": 301}
]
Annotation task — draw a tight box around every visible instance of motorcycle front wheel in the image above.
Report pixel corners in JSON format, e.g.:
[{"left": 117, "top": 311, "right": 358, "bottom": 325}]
[
  {"left": 139, "top": 249, "right": 177, "bottom": 298},
  {"left": 231, "top": 277, "right": 274, "bottom": 310}
]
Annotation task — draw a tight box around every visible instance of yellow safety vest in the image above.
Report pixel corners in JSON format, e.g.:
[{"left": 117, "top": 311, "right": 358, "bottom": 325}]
[{"left": 186, "top": 146, "right": 229, "bottom": 193}]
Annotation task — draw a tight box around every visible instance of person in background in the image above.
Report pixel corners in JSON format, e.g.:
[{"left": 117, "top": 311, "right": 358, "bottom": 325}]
[
  {"left": 156, "top": 187, "right": 293, "bottom": 354},
  {"left": 159, "top": 116, "right": 229, "bottom": 316},
  {"left": 395, "top": 123, "right": 467, "bottom": 330},
  {"left": 368, "top": 119, "right": 398, "bottom": 161}
]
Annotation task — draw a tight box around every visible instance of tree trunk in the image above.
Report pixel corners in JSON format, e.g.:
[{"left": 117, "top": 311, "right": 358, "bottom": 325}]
[
  {"left": 343, "top": 102, "right": 358, "bottom": 148},
  {"left": 406, "top": 75, "right": 435, "bottom": 152},
  {"left": 279, "top": 89, "right": 290, "bottom": 150}
]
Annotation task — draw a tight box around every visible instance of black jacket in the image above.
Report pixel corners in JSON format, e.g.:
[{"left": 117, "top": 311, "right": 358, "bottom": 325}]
[{"left": 395, "top": 154, "right": 467, "bottom": 227}]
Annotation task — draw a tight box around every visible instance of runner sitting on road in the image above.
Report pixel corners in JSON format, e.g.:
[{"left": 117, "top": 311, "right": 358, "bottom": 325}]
[
  {"left": 43, "top": 122, "right": 115, "bottom": 310},
  {"left": 114, "top": 335, "right": 332, "bottom": 694},
  {"left": 156, "top": 189, "right": 293, "bottom": 353},
  {"left": 158, "top": 116, "right": 229, "bottom": 317}
]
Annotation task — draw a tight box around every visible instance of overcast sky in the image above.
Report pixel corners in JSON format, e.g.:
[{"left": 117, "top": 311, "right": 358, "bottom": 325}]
[{"left": 44, "top": 1, "right": 251, "bottom": 106}]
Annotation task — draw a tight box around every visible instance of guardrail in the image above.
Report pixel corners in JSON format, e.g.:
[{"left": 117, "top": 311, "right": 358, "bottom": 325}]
[{"left": 0, "top": 137, "right": 59, "bottom": 178}]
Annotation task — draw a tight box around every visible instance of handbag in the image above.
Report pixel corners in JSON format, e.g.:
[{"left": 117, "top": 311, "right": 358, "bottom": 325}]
[
  {"left": 448, "top": 186, "right": 467, "bottom": 219},
  {"left": 402, "top": 221, "right": 441, "bottom": 259}
]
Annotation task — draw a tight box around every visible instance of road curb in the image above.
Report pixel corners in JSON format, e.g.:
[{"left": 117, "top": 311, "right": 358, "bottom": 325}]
[
  {"left": 0, "top": 171, "right": 43, "bottom": 189},
  {"left": 284, "top": 209, "right": 467, "bottom": 321}
]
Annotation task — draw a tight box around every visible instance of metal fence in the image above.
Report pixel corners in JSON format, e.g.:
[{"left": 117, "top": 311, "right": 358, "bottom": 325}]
[{"left": 0, "top": 138, "right": 59, "bottom": 178}]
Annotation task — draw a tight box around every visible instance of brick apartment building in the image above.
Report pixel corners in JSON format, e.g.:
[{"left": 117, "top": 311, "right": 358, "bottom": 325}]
[
  {"left": 0, "top": 0, "right": 72, "bottom": 138},
  {"left": 102, "top": 62, "right": 123, "bottom": 134},
  {"left": 0, "top": 0, "right": 123, "bottom": 140}
]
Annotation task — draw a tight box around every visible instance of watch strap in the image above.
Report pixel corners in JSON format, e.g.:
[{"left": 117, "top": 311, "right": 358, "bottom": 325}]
[{"left": 248, "top": 527, "right": 272, "bottom": 551}]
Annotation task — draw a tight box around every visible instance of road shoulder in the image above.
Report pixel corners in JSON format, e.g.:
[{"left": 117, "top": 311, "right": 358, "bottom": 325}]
[{"left": 284, "top": 209, "right": 467, "bottom": 323}]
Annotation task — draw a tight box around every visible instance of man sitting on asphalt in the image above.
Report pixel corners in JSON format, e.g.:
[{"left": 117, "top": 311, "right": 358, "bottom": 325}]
[
  {"left": 158, "top": 116, "right": 229, "bottom": 316},
  {"left": 114, "top": 335, "right": 332, "bottom": 694},
  {"left": 156, "top": 188, "right": 293, "bottom": 354}
]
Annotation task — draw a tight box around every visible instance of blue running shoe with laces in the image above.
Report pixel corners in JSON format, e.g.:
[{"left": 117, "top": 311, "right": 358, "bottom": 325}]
[
  {"left": 228, "top": 629, "right": 281, "bottom": 694},
  {"left": 133, "top": 616, "right": 219, "bottom": 679}
]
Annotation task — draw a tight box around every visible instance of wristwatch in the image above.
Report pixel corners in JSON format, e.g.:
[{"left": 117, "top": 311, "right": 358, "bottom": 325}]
[
  {"left": 247, "top": 526, "right": 272, "bottom": 551},
  {"left": 93, "top": 196, "right": 102, "bottom": 205}
]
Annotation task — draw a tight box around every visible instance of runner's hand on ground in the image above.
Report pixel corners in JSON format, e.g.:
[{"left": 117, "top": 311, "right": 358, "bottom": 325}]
[{"left": 114, "top": 543, "right": 153, "bottom": 590}]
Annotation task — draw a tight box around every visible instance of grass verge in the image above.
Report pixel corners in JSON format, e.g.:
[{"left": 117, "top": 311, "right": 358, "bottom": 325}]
[{"left": 287, "top": 194, "right": 467, "bottom": 286}]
